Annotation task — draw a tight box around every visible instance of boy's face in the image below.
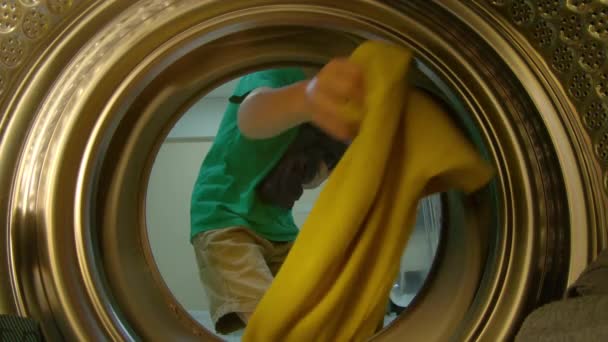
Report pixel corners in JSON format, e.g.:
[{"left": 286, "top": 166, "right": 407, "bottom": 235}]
[{"left": 303, "top": 161, "right": 329, "bottom": 189}]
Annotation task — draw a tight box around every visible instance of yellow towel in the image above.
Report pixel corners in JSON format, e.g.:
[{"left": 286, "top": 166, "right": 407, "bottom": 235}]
[{"left": 243, "top": 41, "right": 494, "bottom": 342}]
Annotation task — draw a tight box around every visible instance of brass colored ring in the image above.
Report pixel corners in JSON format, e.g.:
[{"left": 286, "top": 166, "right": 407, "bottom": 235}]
[{"left": 0, "top": 1, "right": 605, "bottom": 341}]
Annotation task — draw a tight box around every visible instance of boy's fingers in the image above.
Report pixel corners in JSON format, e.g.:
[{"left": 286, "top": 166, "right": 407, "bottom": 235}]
[
  {"left": 334, "top": 62, "right": 366, "bottom": 105},
  {"left": 313, "top": 90, "right": 344, "bottom": 118},
  {"left": 334, "top": 60, "right": 365, "bottom": 85},
  {"left": 321, "top": 78, "right": 364, "bottom": 106},
  {"left": 317, "top": 58, "right": 366, "bottom": 104},
  {"left": 312, "top": 111, "right": 358, "bottom": 142}
]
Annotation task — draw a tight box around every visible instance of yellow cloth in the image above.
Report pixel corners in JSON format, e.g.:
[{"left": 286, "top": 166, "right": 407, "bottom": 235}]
[{"left": 242, "top": 41, "right": 494, "bottom": 342}]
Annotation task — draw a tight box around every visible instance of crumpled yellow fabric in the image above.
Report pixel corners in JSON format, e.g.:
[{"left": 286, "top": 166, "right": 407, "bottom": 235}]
[{"left": 242, "top": 41, "right": 494, "bottom": 342}]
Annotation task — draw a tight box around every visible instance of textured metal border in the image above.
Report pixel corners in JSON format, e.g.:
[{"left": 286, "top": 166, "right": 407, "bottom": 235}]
[{"left": 477, "top": 0, "right": 608, "bottom": 194}]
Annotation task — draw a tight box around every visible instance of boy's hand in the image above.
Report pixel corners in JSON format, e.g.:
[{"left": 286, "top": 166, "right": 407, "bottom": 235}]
[{"left": 304, "top": 58, "right": 365, "bottom": 141}]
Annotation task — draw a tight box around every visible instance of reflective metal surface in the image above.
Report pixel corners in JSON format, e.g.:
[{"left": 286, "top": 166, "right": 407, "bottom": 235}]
[{"left": 0, "top": 1, "right": 606, "bottom": 341}]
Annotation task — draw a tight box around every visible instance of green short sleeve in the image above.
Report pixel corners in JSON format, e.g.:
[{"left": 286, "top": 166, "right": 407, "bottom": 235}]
[{"left": 190, "top": 67, "right": 308, "bottom": 242}]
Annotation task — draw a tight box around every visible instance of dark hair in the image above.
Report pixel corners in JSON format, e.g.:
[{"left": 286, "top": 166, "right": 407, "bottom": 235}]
[
  {"left": 256, "top": 123, "right": 348, "bottom": 209},
  {"left": 229, "top": 88, "right": 348, "bottom": 209}
]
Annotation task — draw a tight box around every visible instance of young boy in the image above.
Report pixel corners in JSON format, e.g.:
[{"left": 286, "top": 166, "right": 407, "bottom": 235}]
[{"left": 190, "top": 59, "right": 364, "bottom": 334}]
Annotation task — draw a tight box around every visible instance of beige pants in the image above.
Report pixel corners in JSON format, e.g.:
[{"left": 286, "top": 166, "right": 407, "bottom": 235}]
[{"left": 192, "top": 227, "right": 293, "bottom": 334}]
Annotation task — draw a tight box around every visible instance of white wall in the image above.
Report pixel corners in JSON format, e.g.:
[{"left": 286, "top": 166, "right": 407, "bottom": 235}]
[
  {"left": 167, "top": 79, "right": 238, "bottom": 139},
  {"left": 146, "top": 83, "right": 235, "bottom": 312},
  {"left": 146, "top": 140, "right": 211, "bottom": 311}
]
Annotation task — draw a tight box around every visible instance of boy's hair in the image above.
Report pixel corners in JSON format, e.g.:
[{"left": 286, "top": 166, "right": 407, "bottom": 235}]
[
  {"left": 228, "top": 87, "right": 348, "bottom": 209},
  {"left": 257, "top": 123, "right": 348, "bottom": 209}
]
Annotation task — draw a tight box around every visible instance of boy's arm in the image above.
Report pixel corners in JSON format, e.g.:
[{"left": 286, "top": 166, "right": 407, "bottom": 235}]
[
  {"left": 237, "top": 81, "right": 311, "bottom": 139},
  {"left": 237, "top": 58, "right": 365, "bottom": 142}
]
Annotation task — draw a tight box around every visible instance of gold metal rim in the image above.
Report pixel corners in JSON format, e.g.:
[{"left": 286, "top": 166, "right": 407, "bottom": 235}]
[{"left": 0, "top": 1, "right": 605, "bottom": 341}]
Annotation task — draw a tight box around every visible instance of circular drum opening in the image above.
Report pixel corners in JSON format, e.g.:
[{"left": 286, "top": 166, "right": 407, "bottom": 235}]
[
  {"left": 139, "top": 41, "right": 498, "bottom": 340},
  {"left": 143, "top": 71, "right": 461, "bottom": 340}
]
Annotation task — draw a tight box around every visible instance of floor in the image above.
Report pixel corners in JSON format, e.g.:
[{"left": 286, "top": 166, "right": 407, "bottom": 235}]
[{"left": 188, "top": 310, "right": 400, "bottom": 341}]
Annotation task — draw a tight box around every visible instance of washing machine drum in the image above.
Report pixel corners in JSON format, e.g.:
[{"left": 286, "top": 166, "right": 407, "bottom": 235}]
[{"left": 0, "top": 1, "right": 606, "bottom": 341}]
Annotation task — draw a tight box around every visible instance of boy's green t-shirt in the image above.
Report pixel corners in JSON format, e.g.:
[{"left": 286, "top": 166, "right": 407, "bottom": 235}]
[{"left": 190, "top": 68, "right": 307, "bottom": 242}]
